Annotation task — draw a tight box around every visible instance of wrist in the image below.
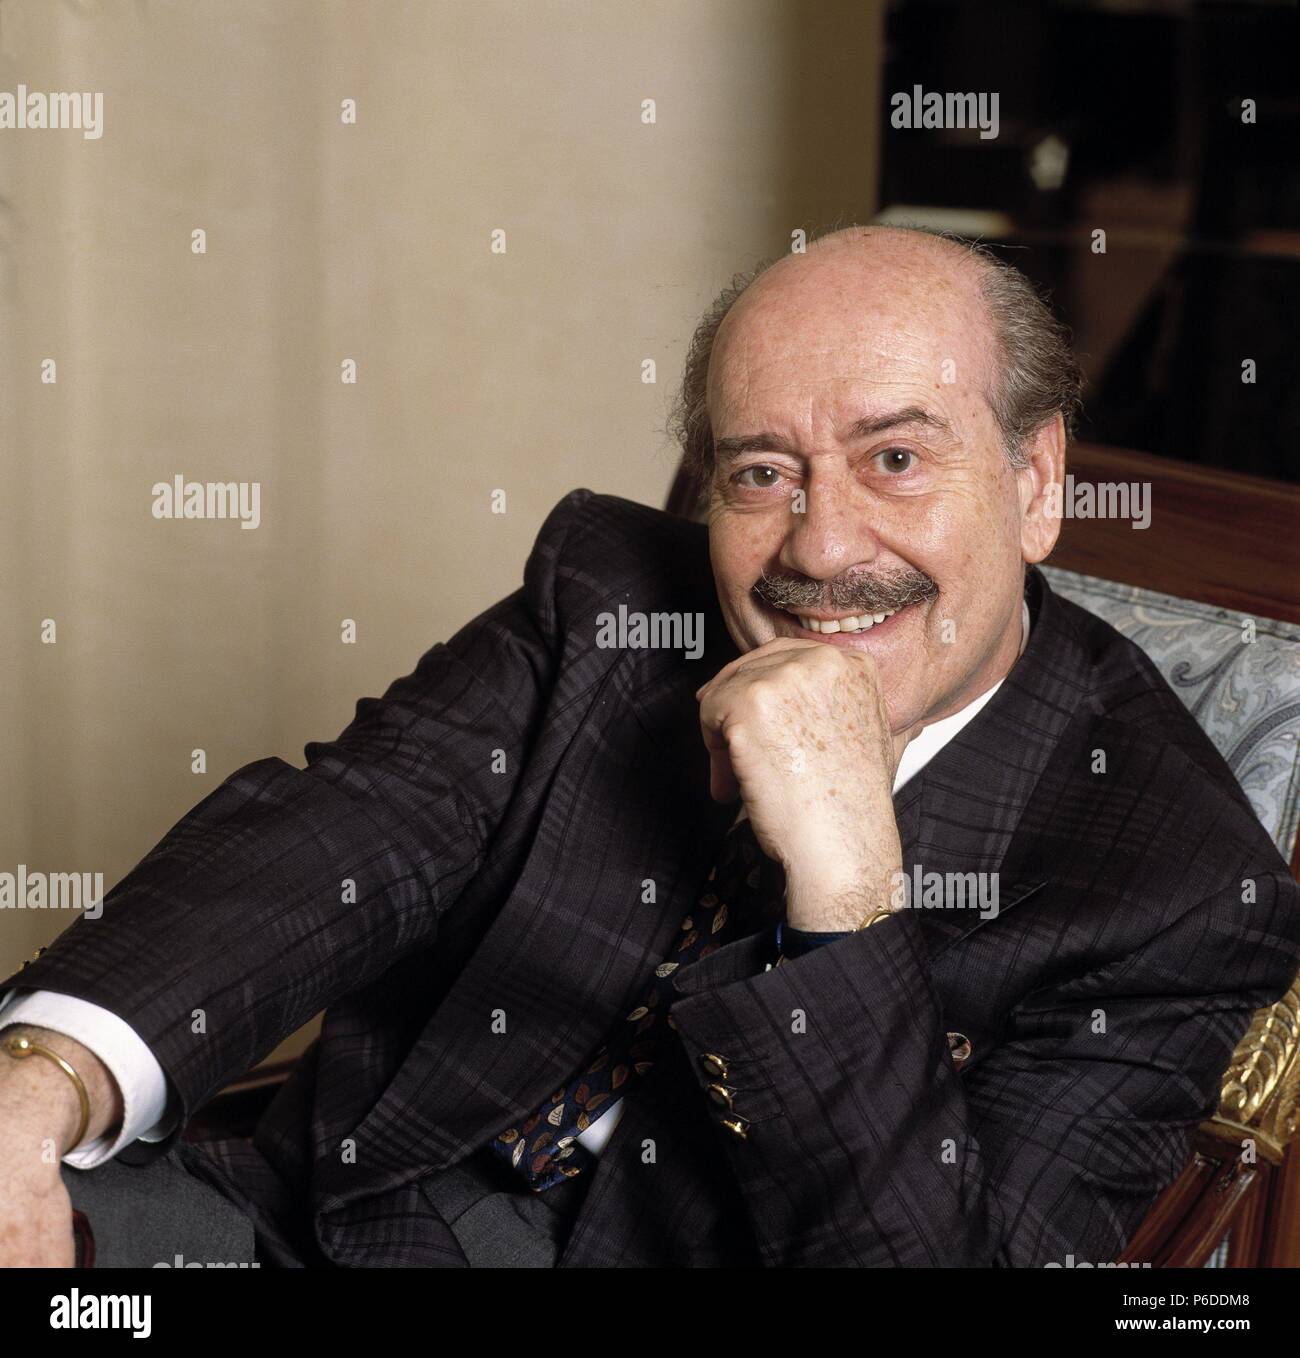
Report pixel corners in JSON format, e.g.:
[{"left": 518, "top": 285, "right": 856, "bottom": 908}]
[
  {"left": 784, "top": 869, "right": 902, "bottom": 931},
  {"left": 783, "top": 849, "right": 903, "bottom": 931},
  {"left": 0, "top": 1057, "right": 84, "bottom": 1164},
  {"left": 0, "top": 1025, "right": 120, "bottom": 1156}
]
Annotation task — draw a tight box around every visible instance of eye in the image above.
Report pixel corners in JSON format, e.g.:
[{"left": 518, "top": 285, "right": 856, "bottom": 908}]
[
  {"left": 734, "top": 464, "right": 784, "bottom": 490},
  {"left": 876, "top": 447, "right": 915, "bottom": 474}
]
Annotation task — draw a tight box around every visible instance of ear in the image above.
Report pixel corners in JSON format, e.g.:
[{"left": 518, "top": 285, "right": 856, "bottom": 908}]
[{"left": 1017, "top": 415, "right": 1066, "bottom": 565}]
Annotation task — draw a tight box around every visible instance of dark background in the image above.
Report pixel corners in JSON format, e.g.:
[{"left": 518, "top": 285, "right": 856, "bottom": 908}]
[{"left": 879, "top": 0, "right": 1298, "bottom": 483}]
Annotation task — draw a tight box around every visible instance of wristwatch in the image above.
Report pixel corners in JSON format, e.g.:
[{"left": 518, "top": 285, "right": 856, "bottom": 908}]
[{"left": 774, "top": 907, "right": 897, "bottom": 966}]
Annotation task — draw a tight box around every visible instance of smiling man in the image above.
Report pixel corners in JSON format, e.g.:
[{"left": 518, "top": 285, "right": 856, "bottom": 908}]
[
  {"left": 695, "top": 227, "right": 1060, "bottom": 935},
  {"left": 1, "top": 226, "right": 1297, "bottom": 1269}
]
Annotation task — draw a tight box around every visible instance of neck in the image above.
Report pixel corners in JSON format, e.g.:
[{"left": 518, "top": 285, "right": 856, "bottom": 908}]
[{"left": 890, "top": 598, "right": 1028, "bottom": 768}]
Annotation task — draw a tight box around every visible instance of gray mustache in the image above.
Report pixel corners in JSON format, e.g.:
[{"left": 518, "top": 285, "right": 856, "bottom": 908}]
[{"left": 752, "top": 567, "right": 939, "bottom": 615}]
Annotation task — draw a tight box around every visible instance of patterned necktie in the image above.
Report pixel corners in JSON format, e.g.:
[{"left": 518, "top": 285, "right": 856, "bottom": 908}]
[{"left": 489, "top": 814, "right": 783, "bottom": 1191}]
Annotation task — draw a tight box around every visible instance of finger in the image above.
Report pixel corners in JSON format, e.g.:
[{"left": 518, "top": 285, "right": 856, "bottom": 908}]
[
  {"left": 708, "top": 744, "right": 740, "bottom": 803},
  {"left": 698, "top": 695, "right": 741, "bottom": 802},
  {"left": 694, "top": 637, "right": 822, "bottom": 700}
]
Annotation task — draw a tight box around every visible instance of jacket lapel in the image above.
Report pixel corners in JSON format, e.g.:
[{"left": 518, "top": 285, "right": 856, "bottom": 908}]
[
  {"left": 316, "top": 609, "right": 740, "bottom": 1210},
  {"left": 895, "top": 567, "right": 1090, "bottom": 958}
]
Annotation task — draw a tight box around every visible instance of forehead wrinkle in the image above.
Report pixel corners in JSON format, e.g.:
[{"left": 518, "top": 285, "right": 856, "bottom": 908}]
[
  {"left": 715, "top": 400, "right": 966, "bottom": 467},
  {"left": 707, "top": 266, "right": 1001, "bottom": 467},
  {"left": 719, "top": 369, "right": 973, "bottom": 436}
]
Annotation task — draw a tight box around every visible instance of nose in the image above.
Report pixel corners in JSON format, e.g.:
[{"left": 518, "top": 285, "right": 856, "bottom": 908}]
[{"left": 776, "top": 479, "right": 883, "bottom": 585}]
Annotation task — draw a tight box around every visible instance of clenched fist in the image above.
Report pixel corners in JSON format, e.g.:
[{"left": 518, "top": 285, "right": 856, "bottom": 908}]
[{"left": 696, "top": 638, "right": 904, "bottom": 931}]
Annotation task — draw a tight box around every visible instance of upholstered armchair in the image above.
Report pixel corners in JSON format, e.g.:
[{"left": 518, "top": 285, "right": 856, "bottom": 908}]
[{"left": 1042, "top": 566, "right": 1300, "bottom": 1266}]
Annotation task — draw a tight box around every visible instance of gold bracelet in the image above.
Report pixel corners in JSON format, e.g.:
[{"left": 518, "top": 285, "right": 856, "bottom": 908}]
[{"left": 3, "top": 1032, "right": 92, "bottom": 1151}]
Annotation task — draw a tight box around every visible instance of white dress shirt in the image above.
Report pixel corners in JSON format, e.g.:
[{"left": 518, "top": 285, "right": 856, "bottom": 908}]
[{"left": 0, "top": 601, "right": 1031, "bottom": 1167}]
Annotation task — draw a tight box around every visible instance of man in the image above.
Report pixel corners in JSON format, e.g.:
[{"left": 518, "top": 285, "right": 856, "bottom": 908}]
[{"left": 2, "top": 227, "right": 1297, "bottom": 1267}]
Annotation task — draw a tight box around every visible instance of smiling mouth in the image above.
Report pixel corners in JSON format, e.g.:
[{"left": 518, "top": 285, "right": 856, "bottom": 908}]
[
  {"left": 768, "top": 599, "right": 926, "bottom": 638},
  {"left": 791, "top": 609, "right": 898, "bottom": 634}
]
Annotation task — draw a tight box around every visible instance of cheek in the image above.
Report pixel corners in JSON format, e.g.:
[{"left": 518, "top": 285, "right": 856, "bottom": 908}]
[
  {"left": 708, "top": 515, "right": 777, "bottom": 601},
  {"left": 886, "top": 497, "right": 976, "bottom": 589},
  {"left": 912, "top": 479, "right": 1019, "bottom": 571},
  {"left": 903, "top": 491, "right": 1013, "bottom": 646},
  {"left": 924, "top": 501, "right": 1022, "bottom": 652}
]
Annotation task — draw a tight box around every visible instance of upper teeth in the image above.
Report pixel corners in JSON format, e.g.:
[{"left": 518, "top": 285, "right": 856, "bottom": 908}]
[{"left": 796, "top": 610, "right": 896, "bottom": 634}]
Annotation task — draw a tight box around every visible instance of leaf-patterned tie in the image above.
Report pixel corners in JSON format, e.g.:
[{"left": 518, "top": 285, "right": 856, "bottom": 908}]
[{"left": 489, "top": 814, "right": 784, "bottom": 1191}]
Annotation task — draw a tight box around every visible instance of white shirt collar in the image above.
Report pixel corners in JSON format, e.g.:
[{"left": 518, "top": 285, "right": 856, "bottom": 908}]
[{"left": 891, "top": 597, "right": 1030, "bottom": 793}]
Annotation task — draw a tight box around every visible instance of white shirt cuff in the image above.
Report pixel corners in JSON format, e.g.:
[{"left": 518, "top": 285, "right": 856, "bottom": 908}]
[{"left": 0, "top": 988, "right": 177, "bottom": 1169}]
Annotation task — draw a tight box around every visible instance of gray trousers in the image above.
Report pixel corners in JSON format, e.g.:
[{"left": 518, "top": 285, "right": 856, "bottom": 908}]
[
  {"left": 62, "top": 1144, "right": 581, "bottom": 1268},
  {"left": 62, "top": 1149, "right": 259, "bottom": 1270}
]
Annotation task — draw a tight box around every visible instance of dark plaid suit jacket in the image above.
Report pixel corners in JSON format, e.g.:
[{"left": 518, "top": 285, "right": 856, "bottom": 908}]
[{"left": 8, "top": 489, "right": 1300, "bottom": 1267}]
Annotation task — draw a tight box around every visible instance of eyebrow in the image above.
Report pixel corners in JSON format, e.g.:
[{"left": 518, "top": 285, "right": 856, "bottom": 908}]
[{"left": 713, "top": 405, "right": 955, "bottom": 462}]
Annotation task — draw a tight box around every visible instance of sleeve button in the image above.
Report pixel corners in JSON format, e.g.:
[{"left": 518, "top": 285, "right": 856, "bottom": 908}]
[{"left": 699, "top": 1052, "right": 729, "bottom": 1080}]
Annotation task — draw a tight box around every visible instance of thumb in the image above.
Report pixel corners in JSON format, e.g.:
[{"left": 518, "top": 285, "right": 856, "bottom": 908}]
[{"left": 703, "top": 734, "right": 741, "bottom": 804}]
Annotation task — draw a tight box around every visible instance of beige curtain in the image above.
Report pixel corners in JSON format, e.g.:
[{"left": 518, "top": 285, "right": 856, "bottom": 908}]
[{"left": 0, "top": 0, "right": 879, "bottom": 1061}]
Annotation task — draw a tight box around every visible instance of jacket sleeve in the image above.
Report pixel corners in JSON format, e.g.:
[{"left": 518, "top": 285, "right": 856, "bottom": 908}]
[
  {"left": 0, "top": 490, "right": 591, "bottom": 1136},
  {"left": 668, "top": 871, "right": 1300, "bottom": 1266}
]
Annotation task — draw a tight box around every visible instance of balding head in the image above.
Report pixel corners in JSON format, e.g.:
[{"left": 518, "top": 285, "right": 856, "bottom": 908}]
[{"left": 671, "top": 225, "right": 1081, "bottom": 491}]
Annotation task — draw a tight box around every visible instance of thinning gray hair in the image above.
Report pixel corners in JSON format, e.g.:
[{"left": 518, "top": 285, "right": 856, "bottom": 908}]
[{"left": 668, "top": 225, "right": 1084, "bottom": 489}]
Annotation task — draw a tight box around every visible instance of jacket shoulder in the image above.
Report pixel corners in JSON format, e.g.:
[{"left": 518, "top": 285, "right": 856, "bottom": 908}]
[
  {"left": 1043, "top": 583, "right": 1289, "bottom": 875},
  {"left": 529, "top": 489, "right": 718, "bottom": 617}
]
